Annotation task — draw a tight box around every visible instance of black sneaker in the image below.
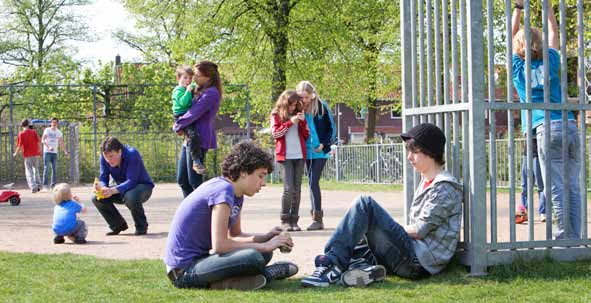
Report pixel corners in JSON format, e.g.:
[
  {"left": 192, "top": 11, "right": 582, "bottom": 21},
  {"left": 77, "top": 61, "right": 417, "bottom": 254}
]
[
  {"left": 74, "top": 239, "right": 87, "bottom": 244},
  {"left": 106, "top": 224, "right": 128, "bottom": 236},
  {"left": 301, "top": 255, "right": 343, "bottom": 288},
  {"left": 210, "top": 274, "right": 267, "bottom": 291},
  {"left": 264, "top": 261, "right": 298, "bottom": 281},
  {"left": 53, "top": 236, "right": 65, "bottom": 244},
  {"left": 341, "top": 264, "right": 386, "bottom": 287}
]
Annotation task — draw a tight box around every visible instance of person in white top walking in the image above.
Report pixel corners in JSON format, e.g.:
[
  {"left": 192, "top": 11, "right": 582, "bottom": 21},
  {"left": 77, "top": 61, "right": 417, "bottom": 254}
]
[{"left": 42, "top": 117, "right": 68, "bottom": 189}]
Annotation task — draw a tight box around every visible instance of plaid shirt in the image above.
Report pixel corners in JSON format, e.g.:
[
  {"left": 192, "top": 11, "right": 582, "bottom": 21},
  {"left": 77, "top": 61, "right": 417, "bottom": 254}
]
[{"left": 409, "top": 170, "right": 463, "bottom": 274}]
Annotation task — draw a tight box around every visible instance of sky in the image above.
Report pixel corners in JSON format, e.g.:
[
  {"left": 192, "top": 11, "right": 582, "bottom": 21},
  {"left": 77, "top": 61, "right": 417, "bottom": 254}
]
[
  {"left": 72, "top": 0, "right": 142, "bottom": 67},
  {"left": 0, "top": 0, "right": 142, "bottom": 76}
]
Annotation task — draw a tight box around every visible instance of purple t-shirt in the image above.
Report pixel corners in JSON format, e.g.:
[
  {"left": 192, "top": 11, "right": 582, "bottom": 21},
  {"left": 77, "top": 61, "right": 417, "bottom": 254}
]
[{"left": 164, "top": 177, "right": 243, "bottom": 269}]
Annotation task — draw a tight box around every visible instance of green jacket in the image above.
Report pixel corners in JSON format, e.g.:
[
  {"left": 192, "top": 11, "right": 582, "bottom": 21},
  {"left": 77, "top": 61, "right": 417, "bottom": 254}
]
[{"left": 172, "top": 85, "right": 193, "bottom": 115}]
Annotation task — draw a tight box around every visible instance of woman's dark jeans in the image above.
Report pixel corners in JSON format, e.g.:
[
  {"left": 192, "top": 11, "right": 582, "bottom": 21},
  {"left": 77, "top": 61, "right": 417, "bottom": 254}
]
[
  {"left": 177, "top": 144, "right": 207, "bottom": 198},
  {"left": 173, "top": 249, "right": 273, "bottom": 288},
  {"left": 305, "top": 158, "right": 327, "bottom": 211}
]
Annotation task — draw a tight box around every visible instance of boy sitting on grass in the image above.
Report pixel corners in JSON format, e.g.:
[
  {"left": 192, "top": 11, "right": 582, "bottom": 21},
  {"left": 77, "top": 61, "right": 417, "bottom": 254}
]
[
  {"left": 301, "top": 123, "right": 463, "bottom": 287},
  {"left": 164, "top": 141, "right": 298, "bottom": 290}
]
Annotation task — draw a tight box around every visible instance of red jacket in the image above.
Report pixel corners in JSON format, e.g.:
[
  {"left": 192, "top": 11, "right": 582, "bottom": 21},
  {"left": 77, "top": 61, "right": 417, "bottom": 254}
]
[
  {"left": 16, "top": 128, "right": 41, "bottom": 158},
  {"left": 271, "top": 113, "right": 310, "bottom": 162}
]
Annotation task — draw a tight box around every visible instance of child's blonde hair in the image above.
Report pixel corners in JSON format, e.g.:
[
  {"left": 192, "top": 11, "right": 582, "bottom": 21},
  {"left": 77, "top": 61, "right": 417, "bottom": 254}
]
[
  {"left": 513, "top": 27, "right": 543, "bottom": 60},
  {"left": 296, "top": 80, "right": 325, "bottom": 117},
  {"left": 175, "top": 65, "right": 194, "bottom": 80},
  {"left": 52, "top": 183, "right": 72, "bottom": 204},
  {"left": 271, "top": 90, "right": 303, "bottom": 122}
]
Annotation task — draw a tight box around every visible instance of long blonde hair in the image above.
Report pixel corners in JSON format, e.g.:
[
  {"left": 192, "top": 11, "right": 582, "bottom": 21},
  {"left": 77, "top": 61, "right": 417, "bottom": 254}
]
[
  {"left": 296, "top": 80, "right": 324, "bottom": 117},
  {"left": 513, "top": 27, "right": 543, "bottom": 60},
  {"left": 271, "top": 90, "right": 302, "bottom": 122}
]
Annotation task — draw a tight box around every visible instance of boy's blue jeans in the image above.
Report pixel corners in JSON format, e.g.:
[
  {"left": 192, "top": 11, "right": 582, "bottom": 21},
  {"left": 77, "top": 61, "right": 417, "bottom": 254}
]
[
  {"left": 536, "top": 120, "right": 581, "bottom": 239},
  {"left": 172, "top": 249, "right": 272, "bottom": 288},
  {"left": 324, "top": 195, "right": 428, "bottom": 279},
  {"left": 43, "top": 152, "right": 58, "bottom": 187},
  {"left": 520, "top": 155, "right": 546, "bottom": 215}
]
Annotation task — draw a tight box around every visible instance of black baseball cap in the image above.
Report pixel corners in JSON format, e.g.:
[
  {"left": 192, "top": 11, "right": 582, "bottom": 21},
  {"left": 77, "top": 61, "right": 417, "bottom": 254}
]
[{"left": 400, "top": 123, "right": 446, "bottom": 160}]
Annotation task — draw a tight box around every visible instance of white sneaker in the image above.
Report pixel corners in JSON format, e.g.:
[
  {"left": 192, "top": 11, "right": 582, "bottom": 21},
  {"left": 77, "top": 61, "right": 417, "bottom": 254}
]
[
  {"left": 540, "top": 214, "right": 546, "bottom": 222},
  {"left": 341, "top": 264, "right": 386, "bottom": 287}
]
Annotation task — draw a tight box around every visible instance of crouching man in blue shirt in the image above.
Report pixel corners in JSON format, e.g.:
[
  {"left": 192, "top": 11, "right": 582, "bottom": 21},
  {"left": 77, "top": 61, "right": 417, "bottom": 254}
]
[{"left": 92, "top": 137, "right": 155, "bottom": 236}]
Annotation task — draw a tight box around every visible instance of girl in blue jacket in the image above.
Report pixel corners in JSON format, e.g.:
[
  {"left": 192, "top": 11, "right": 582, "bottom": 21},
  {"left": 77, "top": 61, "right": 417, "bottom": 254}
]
[{"left": 296, "top": 81, "right": 336, "bottom": 230}]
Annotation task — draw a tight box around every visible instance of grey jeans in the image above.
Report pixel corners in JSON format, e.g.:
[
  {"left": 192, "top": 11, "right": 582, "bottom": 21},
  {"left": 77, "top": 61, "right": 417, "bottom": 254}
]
[
  {"left": 24, "top": 156, "right": 42, "bottom": 190},
  {"left": 280, "top": 159, "right": 304, "bottom": 217}
]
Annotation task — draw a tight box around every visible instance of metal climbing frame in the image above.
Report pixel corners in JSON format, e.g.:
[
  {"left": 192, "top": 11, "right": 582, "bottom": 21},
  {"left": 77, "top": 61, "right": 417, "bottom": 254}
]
[{"left": 400, "top": 0, "right": 590, "bottom": 275}]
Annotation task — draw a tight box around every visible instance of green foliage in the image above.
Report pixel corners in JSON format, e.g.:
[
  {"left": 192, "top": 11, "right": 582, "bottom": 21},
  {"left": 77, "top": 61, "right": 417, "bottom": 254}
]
[
  {"left": 115, "top": 0, "right": 401, "bottom": 141},
  {"left": 0, "top": 0, "right": 91, "bottom": 80}
]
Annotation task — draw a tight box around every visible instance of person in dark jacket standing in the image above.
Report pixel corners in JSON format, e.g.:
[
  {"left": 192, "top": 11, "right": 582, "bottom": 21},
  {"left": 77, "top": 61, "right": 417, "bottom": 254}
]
[{"left": 296, "top": 81, "right": 336, "bottom": 230}]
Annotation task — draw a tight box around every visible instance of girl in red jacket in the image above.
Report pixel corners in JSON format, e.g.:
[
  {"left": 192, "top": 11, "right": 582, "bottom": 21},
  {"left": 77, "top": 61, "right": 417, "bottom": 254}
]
[{"left": 271, "top": 90, "right": 310, "bottom": 231}]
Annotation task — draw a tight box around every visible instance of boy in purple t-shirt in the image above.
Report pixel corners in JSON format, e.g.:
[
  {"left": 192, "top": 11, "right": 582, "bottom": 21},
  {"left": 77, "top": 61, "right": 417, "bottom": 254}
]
[{"left": 164, "top": 141, "right": 298, "bottom": 290}]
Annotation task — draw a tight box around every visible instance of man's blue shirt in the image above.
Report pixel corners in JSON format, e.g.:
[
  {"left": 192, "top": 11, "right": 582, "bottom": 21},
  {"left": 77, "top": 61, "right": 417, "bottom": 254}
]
[{"left": 99, "top": 146, "right": 154, "bottom": 195}]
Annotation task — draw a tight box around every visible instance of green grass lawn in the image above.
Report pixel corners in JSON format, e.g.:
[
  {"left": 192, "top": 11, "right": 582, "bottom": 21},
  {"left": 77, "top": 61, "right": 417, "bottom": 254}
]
[{"left": 1, "top": 252, "right": 590, "bottom": 302}]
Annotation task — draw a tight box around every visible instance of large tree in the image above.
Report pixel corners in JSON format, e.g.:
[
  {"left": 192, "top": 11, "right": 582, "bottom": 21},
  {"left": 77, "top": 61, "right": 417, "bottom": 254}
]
[
  {"left": 117, "top": 0, "right": 400, "bottom": 142},
  {"left": 0, "top": 0, "right": 90, "bottom": 80}
]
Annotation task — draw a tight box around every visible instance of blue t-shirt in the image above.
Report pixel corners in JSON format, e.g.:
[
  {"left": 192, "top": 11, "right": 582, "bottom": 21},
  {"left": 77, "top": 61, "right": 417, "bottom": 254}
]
[
  {"left": 164, "top": 177, "right": 244, "bottom": 269},
  {"left": 513, "top": 48, "right": 574, "bottom": 134},
  {"left": 52, "top": 200, "right": 82, "bottom": 235}
]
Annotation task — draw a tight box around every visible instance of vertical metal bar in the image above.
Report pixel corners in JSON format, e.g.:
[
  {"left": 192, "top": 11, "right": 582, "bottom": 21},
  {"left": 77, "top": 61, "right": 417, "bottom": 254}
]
[
  {"left": 442, "top": 0, "right": 450, "bottom": 168},
  {"left": 92, "top": 85, "right": 98, "bottom": 175},
  {"left": 451, "top": 0, "right": 463, "bottom": 243},
  {"left": 426, "top": 0, "right": 434, "bottom": 123},
  {"left": 576, "top": 0, "right": 587, "bottom": 239},
  {"left": 8, "top": 86, "right": 15, "bottom": 182},
  {"left": 401, "top": 0, "right": 414, "bottom": 224},
  {"left": 559, "top": 0, "right": 570, "bottom": 238},
  {"left": 335, "top": 144, "right": 340, "bottom": 182},
  {"left": 419, "top": 0, "right": 427, "bottom": 123},
  {"left": 486, "top": 0, "right": 497, "bottom": 244},
  {"left": 466, "top": 0, "right": 487, "bottom": 276},
  {"left": 375, "top": 144, "right": 381, "bottom": 183},
  {"left": 434, "top": 0, "right": 442, "bottom": 128},
  {"left": 542, "top": 0, "right": 553, "bottom": 240},
  {"left": 505, "top": 0, "right": 516, "bottom": 242},
  {"left": 411, "top": 0, "right": 420, "bottom": 189},
  {"left": 523, "top": 0, "right": 536, "bottom": 241},
  {"left": 460, "top": 0, "right": 470, "bottom": 246}
]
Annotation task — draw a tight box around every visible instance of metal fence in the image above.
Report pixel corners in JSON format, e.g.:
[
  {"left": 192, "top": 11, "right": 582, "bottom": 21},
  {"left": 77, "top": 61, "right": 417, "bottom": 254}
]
[
  {"left": 401, "top": 0, "right": 590, "bottom": 275},
  {"left": 5, "top": 130, "right": 591, "bottom": 187}
]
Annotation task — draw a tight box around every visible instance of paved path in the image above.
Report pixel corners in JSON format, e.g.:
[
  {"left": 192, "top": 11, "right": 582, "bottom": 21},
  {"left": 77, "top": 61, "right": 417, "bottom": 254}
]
[{"left": 0, "top": 183, "right": 589, "bottom": 276}]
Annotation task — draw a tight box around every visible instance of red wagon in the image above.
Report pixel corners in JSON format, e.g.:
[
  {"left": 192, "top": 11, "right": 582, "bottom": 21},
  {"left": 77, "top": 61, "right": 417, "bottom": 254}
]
[{"left": 0, "top": 191, "right": 20, "bottom": 206}]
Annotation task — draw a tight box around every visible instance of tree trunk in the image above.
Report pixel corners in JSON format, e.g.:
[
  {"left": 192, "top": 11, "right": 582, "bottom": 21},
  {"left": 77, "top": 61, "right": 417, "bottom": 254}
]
[
  {"left": 270, "top": 0, "right": 290, "bottom": 103},
  {"left": 271, "top": 37, "right": 287, "bottom": 103}
]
